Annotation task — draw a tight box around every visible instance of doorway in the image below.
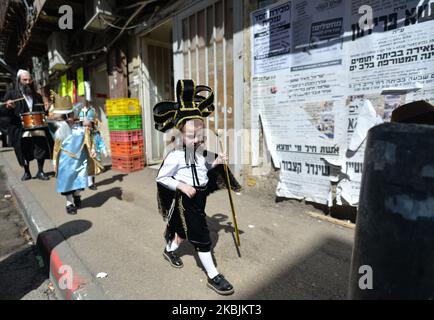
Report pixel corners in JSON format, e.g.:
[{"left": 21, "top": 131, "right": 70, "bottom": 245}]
[
  {"left": 140, "top": 20, "right": 174, "bottom": 165},
  {"left": 90, "top": 63, "right": 110, "bottom": 158}
]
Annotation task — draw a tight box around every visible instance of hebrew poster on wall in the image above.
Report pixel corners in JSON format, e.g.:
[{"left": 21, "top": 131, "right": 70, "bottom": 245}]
[{"left": 250, "top": 0, "right": 434, "bottom": 206}]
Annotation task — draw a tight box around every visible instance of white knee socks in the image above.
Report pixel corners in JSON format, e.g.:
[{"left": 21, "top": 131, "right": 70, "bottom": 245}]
[
  {"left": 198, "top": 251, "right": 219, "bottom": 279},
  {"left": 66, "top": 195, "right": 73, "bottom": 206},
  {"left": 166, "top": 241, "right": 179, "bottom": 252}
]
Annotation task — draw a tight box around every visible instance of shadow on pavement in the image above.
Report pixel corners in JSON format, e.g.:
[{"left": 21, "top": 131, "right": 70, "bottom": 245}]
[
  {"left": 175, "top": 212, "right": 245, "bottom": 275},
  {"left": 208, "top": 213, "right": 244, "bottom": 258},
  {"left": 0, "top": 220, "right": 92, "bottom": 300},
  {"left": 36, "top": 220, "right": 93, "bottom": 275},
  {"left": 81, "top": 187, "right": 123, "bottom": 208},
  {"left": 56, "top": 219, "right": 93, "bottom": 241},
  {"left": 95, "top": 174, "right": 128, "bottom": 188},
  {"left": 242, "top": 236, "right": 353, "bottom": 299},
  {"left": 0, "top": 246, "right": 46, "bottom": 300}
]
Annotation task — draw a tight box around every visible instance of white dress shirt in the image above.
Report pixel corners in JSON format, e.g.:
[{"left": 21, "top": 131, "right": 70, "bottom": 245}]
[
  {"left": 23, "top": 94, "right": 33, "bottom": 111},
  {"left": 156, "top": 149, "right": 214, "bottom": 191}
]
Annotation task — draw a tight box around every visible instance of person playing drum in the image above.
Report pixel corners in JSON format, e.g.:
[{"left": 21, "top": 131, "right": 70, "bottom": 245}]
[{"left": 0, "top": 69, "right": 53, "bottom": 181}]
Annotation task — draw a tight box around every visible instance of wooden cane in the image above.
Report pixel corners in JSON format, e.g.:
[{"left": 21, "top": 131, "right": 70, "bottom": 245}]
[{"left": 217, "top": 133, "right": 241, "bottom": 247}]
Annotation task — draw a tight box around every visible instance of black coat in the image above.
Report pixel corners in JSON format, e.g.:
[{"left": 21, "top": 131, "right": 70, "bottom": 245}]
[
  {"left": 0, "top": 108, "right": 12, "bottom": 136},
  {"left": 1, "top": 89, "right": 54, "bottom": 165}
]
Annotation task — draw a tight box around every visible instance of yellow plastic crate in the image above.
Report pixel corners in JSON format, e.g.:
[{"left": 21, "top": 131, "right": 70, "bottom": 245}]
[{"left": 106, "top": 98, "right": 141, "bottom": 116}]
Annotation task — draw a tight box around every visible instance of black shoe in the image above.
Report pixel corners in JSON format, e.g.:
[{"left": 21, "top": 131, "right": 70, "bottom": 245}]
[
  {"left": 35, "top": 171, "right": 49, "bottom": 181},
  {"left": 207, "top": 274, "right": 234, "bottom": 295},
  {"left": 21, "top": 172, "right": 32, "bottom": 181},
  {"left": 163, "top": 249, "right": 183, "bottom": 268},
  {"left": 73, "top": 196, "right": 81, "bottom": 208},
  {"left": 66, "top": 204, "right": 77, "bottom": 215},
  {"left": 89, "top": 184, "right": 97, "bottom": 190}
]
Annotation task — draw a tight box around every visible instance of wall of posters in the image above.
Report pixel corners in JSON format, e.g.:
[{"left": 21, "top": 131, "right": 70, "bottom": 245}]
[
  {"left": 250, "top": 0, "right": 434, "bottom": 206},
  {"left": 337, "top": 0, "right": 434, "bottom": 206}
]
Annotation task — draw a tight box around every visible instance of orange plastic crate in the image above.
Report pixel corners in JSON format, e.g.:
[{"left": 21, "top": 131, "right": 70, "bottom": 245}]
[
  {"left": 111, "top": 155, "right": 145, "bottom": 173},
  {"left": 110, "top": 139, "right": 144, "bottom": 157}
]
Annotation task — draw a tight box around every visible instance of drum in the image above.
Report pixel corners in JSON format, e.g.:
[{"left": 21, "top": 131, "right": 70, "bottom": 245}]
[{"left": 20, "top": 112, "right": 48, "bottom": 130}]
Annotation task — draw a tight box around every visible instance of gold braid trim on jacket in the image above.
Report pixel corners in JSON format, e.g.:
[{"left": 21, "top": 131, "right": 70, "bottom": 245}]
[
  {"left": 52, "top": 127, "right": 104, "bottom": 177},
  {"left": 83, "top": 127, "right": 105, "bottom": 176},
  {"left": 52, "top": 139, "right": 62, "bottom": 177}
]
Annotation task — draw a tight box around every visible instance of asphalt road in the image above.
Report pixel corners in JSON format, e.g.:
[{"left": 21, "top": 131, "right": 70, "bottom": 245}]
[{"left": 0, "top": 164, "right": 57, "bottom": 300}]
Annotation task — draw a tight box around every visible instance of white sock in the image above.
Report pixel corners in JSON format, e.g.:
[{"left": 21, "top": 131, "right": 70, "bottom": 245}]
[
  {"left": 88, "top": 176, "right": 93, "bottom": 185},
  {"left": 198, "top": 251, "right": 219, "bottom": 279},
  {"left": 166, "top": 240, "right": 179, "bottom": 252},
  {"left": 73, "top": 190, "right": 81, "bottom": 196},
  {"left": 66, "top": 195, "right": 73, "bottom": 206}
]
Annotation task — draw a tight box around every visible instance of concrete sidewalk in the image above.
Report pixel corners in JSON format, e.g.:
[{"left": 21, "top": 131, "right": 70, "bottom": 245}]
[{"left": 0, "top": 148, "right": 354, "bottom": 300}]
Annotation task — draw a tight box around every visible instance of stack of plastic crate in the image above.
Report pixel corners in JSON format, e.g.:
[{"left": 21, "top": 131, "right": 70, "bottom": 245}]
[{"left": 106, "top": 98, "right": 145, "bottom": 173}]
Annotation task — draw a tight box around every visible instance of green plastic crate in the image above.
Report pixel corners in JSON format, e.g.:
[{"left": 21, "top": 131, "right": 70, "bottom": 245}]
[{"left": 108, "top": 115, "right": 142, "bottom": 131}]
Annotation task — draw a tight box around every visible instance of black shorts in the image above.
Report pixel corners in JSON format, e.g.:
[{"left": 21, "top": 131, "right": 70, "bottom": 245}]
[{"left": 166, "top": 186, "right": 211, "bottom": 252}]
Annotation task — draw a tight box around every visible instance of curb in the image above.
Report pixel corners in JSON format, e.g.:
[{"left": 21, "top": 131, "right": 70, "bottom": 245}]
[{"left": 0, "top": 150, "right": 107, "bottom": 300}]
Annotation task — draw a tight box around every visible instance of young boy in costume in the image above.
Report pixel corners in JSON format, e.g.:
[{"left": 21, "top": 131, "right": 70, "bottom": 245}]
[
  {"left": 51, "top": 94, "right": 101, "bottom": 214},
  {"left": 79, "top": 105, "right": 107, "bottom": 190},
  {"left": 154, "top": 79, "right": 241, "bottom": 295}
]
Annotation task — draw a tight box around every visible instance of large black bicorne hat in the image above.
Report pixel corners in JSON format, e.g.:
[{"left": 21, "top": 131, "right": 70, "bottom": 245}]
[{"left": 153, "top": 79, "right": 214, "bottom": 132}]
